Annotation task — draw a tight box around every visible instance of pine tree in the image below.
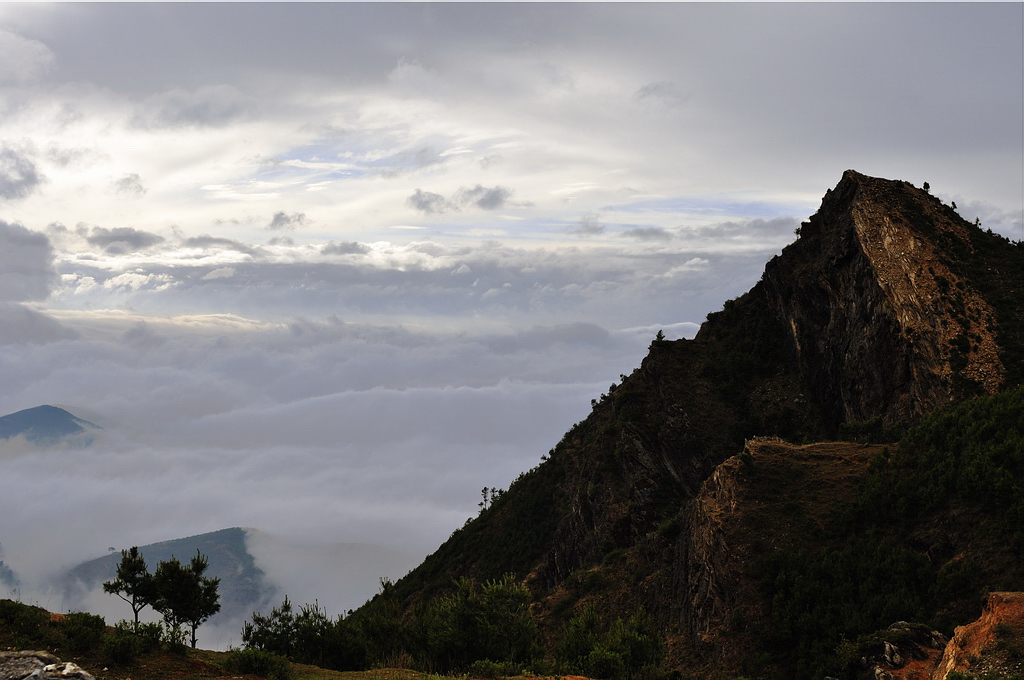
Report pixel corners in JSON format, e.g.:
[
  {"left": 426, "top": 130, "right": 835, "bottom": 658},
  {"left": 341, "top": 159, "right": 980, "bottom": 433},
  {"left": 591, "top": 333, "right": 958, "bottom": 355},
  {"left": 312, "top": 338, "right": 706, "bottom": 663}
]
[
  {"left": 151, "top": 550, "right": 221, "bottom": 648},
  {"left": 103, "top": 547, "right": 155, "bottom": 631}
]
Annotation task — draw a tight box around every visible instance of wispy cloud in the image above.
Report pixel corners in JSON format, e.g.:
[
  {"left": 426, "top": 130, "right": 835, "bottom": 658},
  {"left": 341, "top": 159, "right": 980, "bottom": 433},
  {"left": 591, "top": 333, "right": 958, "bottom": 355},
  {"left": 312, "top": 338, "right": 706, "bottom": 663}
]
[{"left": 0, "top": 146, "right": 43, "bottom": 201}]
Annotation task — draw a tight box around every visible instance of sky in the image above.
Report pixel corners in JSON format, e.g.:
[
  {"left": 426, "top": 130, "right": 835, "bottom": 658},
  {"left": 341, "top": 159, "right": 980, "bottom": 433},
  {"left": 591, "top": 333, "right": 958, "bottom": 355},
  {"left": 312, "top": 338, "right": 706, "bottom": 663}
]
[{"left": 0, "top": 1, "right": 1021, "bottom": 643}]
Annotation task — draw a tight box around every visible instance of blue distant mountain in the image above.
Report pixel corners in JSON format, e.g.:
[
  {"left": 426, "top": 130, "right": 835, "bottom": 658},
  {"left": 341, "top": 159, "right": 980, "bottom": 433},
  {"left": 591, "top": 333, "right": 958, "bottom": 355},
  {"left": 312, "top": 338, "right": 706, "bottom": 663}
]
[
  {"left": 62, "top": 527, "right": 273, "bottom": 625},
  {"left": 0, "top": 405, "right": 101, "bottom": 447}
]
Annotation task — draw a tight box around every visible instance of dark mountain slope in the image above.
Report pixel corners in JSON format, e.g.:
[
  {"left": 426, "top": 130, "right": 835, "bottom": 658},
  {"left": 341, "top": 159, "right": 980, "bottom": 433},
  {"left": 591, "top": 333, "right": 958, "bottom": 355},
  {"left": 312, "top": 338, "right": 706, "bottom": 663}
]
[
  {"left": 354, "top": 171, "right": 1024, "bottom": 675},
  {"left": 0, "top": 405, "right": 100, "bottom": 447}
]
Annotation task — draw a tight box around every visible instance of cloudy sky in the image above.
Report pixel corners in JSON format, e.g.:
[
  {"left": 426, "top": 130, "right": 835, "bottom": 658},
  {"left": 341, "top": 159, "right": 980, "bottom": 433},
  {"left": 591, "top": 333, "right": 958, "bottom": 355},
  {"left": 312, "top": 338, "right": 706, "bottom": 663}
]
[{"left": 0, "top": 1, "right": 1021, "bottom": 634}]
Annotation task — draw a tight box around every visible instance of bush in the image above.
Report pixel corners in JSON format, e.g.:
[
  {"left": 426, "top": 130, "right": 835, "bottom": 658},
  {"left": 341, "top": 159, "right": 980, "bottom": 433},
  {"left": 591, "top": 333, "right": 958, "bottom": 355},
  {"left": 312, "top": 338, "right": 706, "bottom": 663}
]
[
  {"left": 556, "top": 607, "right": 662, "bottom": 680},
  {"left": 406, "top": 575, "right": 541, "bottom": 673},
  {"left": 0, "top": 599, "right": 48, "bottom": 644},
  {"left": 104, "top": 622, "right": 140, "bottom": 665},
  {"left": 470, "top": 658, "right": 520, "bottom": 679},
  {"left": 224, "top": 648, "right": 293, "bottom": 680},
  {"left": 586, "top": 645, "right": 625, "bottom": 679},
  {"left": 62, "top": 611, "right": 106, "bottom": 654},
  {"left": 162, "top": 623, "right": 188, "bottom": 655},
  {"left": 137, "top": 621, "right": 164, "bottom": 653}
]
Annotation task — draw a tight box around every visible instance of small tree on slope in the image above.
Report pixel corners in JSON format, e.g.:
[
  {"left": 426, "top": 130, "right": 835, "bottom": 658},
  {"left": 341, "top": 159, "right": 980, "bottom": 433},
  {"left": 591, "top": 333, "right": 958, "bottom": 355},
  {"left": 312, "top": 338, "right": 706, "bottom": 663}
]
[
  {"left": 152, "top": 550, "right": 221, "bottom": 649},
  {"left": 103, "top": 546, "right": 156, "bottom": 631}
]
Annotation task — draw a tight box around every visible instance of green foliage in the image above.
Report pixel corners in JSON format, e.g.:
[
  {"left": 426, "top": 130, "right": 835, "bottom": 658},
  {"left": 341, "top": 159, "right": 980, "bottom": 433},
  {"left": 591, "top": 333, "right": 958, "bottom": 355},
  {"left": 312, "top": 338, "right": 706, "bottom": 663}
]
[
  {"left": 136, "top": 620, "right": 165, "bottom": 653},
  {"left": 394, "top": 455, "right": 566, "bottom": 604},
  {"left": 755, "top": 388, "right": 1024, "bottom": 679},
  {"left": 61, "top": 611, "right": 106, "bottom": 654},
  {"left": 700, "top": 290, "right": 791, "bottom": 412},
  {"left": 469, "top": 658, "right": 520, "bottom": 679},
  {"left": 243, "top": 596, "right": 300, "bottom": 658},
  {"left": 347, "top": 578, "right": 406, "bottom": 668},
  {"left": 407, "top": 575, "right": 541, "bottom": 674},
  {"left": 0, "top": 598, "right": 48, "bottom": 645},
  {"left": 242, "top": 596, "right": 363, "bottom": 670},
  {"left": 151, "top": 550, "right": 221, "bottom": 649},
  {"left": 556, "top": 606, "right": 663, "bottom": 680},
  {"left": 858, "top": 388, "right": 1024, "bottom": 540},
  {"left": 224, "top": 648, "right": 294, "bottom": 680},
  {"left": 103, "top": 545, "right": 221, "bottom": 650},
  {"left": 104, "top": 620, "right": 141, "bottom": 665},
  {"left": 103, "top": 546, "right": 156, "bottom": 629}
]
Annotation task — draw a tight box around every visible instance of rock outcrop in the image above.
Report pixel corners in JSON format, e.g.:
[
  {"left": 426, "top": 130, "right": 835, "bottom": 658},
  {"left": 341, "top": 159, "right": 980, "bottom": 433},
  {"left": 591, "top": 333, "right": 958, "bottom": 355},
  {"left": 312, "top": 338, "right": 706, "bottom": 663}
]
[
  {"left": 0, "top": 651, "right": 95, "bottom": 680},
  {"left": 761, "top": 170, "right": 1006, "bottom": 431},
  {"left": 674, "top": 439, "right": 883, "bottom": 665},
  {"left": 850, "top": 622, "right": 949, "bottom": 680},
  {"left": 933, "top": 592, "right": 1024, "bottom": 679}
]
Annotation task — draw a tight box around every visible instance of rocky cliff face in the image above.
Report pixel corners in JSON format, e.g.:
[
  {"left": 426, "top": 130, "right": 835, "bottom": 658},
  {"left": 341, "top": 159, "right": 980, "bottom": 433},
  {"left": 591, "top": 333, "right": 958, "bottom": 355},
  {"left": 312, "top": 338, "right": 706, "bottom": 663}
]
[
  {"left": 761, "top": 170, "right": 1007, "bottom": 432},
  {"left": 671, "top": 439, "right": 884, "bottom": 669},
  {"left": 933, "top": 592, "right": 1024, "bottom": 680},
  {"left": 541, "top": 170, "right": 1021, "bottom": 592}
]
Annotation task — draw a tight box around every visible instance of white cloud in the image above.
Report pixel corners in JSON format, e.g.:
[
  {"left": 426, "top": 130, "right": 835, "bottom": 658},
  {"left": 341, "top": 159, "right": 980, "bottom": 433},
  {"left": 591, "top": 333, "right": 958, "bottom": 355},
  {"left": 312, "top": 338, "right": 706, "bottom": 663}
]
[
  {"left": 113, "top": 173, "right": 146, "bottom": 196},
  {"left": 132, "top": 84, "right": 252, "bottom": 129},
  {"left": 0, "top": 28, "right": 53, "bottom": 84}
]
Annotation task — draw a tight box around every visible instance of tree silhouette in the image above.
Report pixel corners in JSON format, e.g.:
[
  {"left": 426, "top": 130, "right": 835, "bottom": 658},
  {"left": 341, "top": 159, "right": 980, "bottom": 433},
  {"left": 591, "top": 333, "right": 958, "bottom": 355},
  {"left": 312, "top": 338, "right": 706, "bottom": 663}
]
[
  {"left": 152, "top": 550, "right": 221, "bottom": 648},
  {"left": 103, "top": 546, "right": 155, "bottom": 631}
]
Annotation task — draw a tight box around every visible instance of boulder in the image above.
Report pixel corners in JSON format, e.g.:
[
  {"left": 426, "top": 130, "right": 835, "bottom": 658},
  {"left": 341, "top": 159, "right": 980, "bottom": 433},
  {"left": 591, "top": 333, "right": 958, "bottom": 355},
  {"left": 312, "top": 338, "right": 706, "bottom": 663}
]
[{"left": 0, "top": 652, "right": 95, "bottom": 680}]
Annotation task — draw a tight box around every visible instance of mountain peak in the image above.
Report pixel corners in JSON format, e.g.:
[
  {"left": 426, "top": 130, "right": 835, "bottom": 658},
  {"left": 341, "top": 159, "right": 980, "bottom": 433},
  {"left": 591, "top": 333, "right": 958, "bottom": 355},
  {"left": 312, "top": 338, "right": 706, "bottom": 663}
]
[
  {"left": 762, "top": 170, "right": 1018, "bottom": 429},
  {"left": 0, "top": 405, "right": 101, "bottom": 447}
]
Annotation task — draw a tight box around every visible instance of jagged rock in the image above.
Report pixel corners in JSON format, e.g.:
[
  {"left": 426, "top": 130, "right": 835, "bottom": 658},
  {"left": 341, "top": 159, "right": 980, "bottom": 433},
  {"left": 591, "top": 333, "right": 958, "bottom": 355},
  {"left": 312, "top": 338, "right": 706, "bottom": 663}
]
[
  {"left": 0, "top": 652, "right": 94, "bottom": 680},
  {"left": 850, "top": 621, "right": 950, "bottom": 680},
  {"left": 933, "top": 592, "right": 1024, "bottom": 680},
  {"left": 761, "top": 170, "right": 1007, "bottom": 431}
]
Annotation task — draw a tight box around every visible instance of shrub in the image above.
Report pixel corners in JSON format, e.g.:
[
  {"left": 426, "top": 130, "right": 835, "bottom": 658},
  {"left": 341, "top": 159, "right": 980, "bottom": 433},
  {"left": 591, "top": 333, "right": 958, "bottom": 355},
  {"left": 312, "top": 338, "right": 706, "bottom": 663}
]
[
  {"left": 470, "top": 658, "right": 521, "bottom": 679},
  {"left": 104, "top": 622, "right": 140, "bottom": 665},
  {"left": 224, "top": 648, "right": 293, "bottom": 680},
  {"left": 162, "top": 622, "right": 188, "bottom": 655},
  {"left": 137, "top": 621, "right": 164, "bottom": 653},
  {"left": 0, "top": 599, "right": 48, "bottom": 643},
  {"left": 556, "top": 606, "right": 662, "bottom": 680},
  {"left": 62, "top": 611, "right": 106, "bottom": 654}
]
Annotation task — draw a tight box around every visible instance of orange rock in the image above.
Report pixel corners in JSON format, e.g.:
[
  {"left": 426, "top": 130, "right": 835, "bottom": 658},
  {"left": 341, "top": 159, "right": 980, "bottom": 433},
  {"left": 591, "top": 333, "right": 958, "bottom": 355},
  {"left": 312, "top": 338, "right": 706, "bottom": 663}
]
[{"left": 933, "top": 592, "right": 1024, "bottom": 680}]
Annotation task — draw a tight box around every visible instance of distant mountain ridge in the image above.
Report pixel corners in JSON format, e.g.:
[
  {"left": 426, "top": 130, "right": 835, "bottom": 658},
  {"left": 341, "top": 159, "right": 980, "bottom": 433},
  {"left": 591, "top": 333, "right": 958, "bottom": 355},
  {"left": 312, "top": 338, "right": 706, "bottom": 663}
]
[
  {"left": 61, "top": 528, "right": 272, "bottom": 626},
  {"left": 0, "top": 405, "right": 101, "bottom": 447},
  {"left": 55, "top": 527, "right": 420, "bottom": 648}
]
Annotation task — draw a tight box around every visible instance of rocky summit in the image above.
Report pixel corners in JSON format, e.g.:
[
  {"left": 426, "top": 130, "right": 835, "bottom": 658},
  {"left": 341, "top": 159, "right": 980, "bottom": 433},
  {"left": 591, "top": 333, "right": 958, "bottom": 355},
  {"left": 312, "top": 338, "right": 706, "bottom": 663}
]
[{"left": 359, "top": 170, "right": 1024, "bottom": 678}]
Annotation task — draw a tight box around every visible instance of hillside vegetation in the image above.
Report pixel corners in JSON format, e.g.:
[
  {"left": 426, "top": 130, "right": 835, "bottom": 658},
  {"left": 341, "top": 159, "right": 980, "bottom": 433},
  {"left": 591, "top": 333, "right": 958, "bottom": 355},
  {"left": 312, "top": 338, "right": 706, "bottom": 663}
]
[{"left": 756, "top": 387, "right": 1024, "bottom": 678}]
